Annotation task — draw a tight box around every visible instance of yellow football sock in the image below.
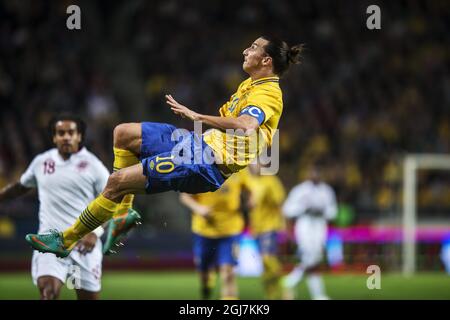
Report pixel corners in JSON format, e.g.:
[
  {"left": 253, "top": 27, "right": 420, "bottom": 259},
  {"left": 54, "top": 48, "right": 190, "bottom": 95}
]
[
  {"left": 201, "top": 271, "right": 216, "bottom": 300},
  {"left": 207, "top": 271, "right": 217, "bottom": 291},
  {"left": 113, "top": 147, "right": 140, "bottom": 172},
  {"left": 113, "top": 148, "right": 139, "bottom": 217},
  {"left": 63, "top": 194, "right": 118, "bottom": 249},
  {"left": 262, "top": 255, "right": 283, "bottom": 300},
  {"left": 116, "top": 194, "right": 134, "bottom": 216}
]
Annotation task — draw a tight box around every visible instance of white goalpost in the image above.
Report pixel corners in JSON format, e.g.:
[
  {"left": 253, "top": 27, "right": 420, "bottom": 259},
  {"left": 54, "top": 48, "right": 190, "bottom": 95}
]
[{"left": 402, "top": 153, "right": 450, "bottom": 276}]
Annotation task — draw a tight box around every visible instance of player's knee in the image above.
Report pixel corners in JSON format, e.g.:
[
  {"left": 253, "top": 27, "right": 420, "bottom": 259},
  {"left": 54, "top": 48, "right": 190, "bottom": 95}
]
[
  {"left": 103, "top": 171, "right": 126, "bottom": 199},
  {"left": 113, "top": 123, "right": 139, "bottom": 149},
  {"left": 39, "top": 282, "right": 60, "bottom": 300}
]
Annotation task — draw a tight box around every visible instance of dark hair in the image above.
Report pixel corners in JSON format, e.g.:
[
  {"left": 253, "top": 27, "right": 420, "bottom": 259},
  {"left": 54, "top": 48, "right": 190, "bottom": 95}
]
[
  {"left": 261, "top": 35, "right": 304, "bottom": 77},
  {"left": 48, "top": 113, "right": 86, "bottom": 144}
]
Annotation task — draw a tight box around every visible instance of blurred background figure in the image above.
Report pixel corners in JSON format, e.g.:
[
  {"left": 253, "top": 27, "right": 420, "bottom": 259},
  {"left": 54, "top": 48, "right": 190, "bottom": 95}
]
[
  {"left": 0, "top": 114, "right": 109, "bottom": 300},
  {"left": 441, "top": 234, "right": 450, "bottom": 275},
  {"left": 244, "top": 162, "right": 286, "bottom": 299},
  {"left": 179, "top": 173, "right": 245, "bottom": 300},
  {"left": 282, "top": 162, "right": 337, "bottom": 300}
]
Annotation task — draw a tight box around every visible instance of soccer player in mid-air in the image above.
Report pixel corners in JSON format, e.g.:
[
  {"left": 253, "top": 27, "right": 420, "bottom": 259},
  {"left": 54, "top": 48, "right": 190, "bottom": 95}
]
[
  {"left": 0, "top": 115, "right": 109, "bottom": 300},
  {"left": 26, "top": 35, "right": 303, "bottom": 258}
]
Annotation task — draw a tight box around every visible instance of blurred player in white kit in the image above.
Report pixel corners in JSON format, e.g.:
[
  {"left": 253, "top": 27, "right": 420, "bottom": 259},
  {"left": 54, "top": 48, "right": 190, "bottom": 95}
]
[
  {"left": 0, "top": 114, "right": 109, "bottom": 300},
  {"left": 282, "top": 162, "right": 337, "bottom": 300}
]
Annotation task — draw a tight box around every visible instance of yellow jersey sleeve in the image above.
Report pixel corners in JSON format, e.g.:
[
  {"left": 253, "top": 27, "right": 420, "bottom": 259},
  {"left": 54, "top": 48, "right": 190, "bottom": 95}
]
[{"left": 243, "top": 85, "right": 282, "bottom": 125}]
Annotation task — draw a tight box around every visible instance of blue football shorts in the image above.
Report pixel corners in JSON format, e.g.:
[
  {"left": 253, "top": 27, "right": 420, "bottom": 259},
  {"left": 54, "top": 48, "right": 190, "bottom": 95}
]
[
  {"left": 140, "top": 122, "right": 226, "bottom": 194},
  {"left": 192, "top": 233, "right": 241, "bottom": 271},
  {"left": 255, "top": 231, "right": 279, "bottom": 256}
]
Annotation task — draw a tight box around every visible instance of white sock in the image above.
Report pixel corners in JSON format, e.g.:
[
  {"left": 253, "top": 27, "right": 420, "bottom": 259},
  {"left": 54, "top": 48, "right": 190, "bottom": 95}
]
[
  {"left": 283, "top": 265, "right": 304, "bottom": 288},
  {"left": 306, "top": 274, "right": 328, "bottom": 300}
]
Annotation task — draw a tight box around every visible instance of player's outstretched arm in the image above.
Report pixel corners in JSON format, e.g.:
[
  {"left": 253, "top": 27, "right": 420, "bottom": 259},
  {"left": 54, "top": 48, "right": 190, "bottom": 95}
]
[
  {"left": 179, "top": 193, "right": 211, "bottom": 217},
  {"left": 0, "top": 182, "right": 31, "bottom": 202},
  {"left": 165, "top": 94, "right": 259, "bottom": 132}
]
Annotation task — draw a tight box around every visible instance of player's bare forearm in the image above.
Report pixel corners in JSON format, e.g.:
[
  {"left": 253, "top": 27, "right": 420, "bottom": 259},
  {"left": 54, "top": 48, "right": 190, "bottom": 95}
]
[
  {"left": 0, "top": 182, "right": 30, "bottom": 202},
  {"left": 179, "top": 193, "right": 210, "bottom": 216},
  {"left": 165, "top": 94, "right": 258, "bottom": 132},
  {"left": 197, "top": 114, "right": 259, "bottom": 132},
  {"left": 179, "top": 193, "right": 200, "bottom": 212}
]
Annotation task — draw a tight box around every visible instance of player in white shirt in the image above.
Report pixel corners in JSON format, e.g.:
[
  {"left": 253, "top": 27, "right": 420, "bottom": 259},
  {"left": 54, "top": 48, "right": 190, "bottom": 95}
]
[
  {"left": 0, "top": 115, "right": 109, "bottom": 300},
  {"left": 281, "top": 163, "right": 337, "bottom": 300}
]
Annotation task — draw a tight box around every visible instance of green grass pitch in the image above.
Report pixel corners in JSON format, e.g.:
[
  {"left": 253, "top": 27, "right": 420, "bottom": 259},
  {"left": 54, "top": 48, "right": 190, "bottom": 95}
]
[{"left": 0, "top": 271, "right": 449, "bottom": 300}]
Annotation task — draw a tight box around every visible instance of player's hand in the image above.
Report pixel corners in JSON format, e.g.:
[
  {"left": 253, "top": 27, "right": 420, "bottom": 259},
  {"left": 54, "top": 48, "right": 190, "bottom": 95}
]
[
  {"left": 76, "top": 232, "right": 97, "bottom": 255},
  {"left": 165, "top": 94, "right": 200, "bottom": 121},
  {"left": 195, "top": 205, "right": 211, "bottom": 218}
]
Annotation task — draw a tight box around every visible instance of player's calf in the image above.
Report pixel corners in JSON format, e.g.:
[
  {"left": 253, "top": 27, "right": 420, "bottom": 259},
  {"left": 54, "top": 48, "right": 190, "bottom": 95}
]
[
  {"left": 102, "top": 171, "right": 128, "bottom": 202},
  {"left": 103, "top": 165, "right": 147, "bottom": 202},
  {"left": 220, "top": 265, "right": 238, "bottom": 300}
]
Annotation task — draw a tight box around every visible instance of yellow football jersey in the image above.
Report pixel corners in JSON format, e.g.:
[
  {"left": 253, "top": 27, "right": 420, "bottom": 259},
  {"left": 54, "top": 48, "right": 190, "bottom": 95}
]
[
  {"left": 203, "top": 76, "right": 283, "bottom": 173},
  {"left": 242, "top": 169, "right": 286, "bottom": 235},
  {"left": 191, "top": 173, "right": 245, "bottom": 238}
]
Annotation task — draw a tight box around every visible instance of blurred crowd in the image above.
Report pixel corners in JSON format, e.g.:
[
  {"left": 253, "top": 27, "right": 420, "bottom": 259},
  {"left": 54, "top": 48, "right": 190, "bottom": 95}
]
[{"left": 0, "top": 0, "right": 449, "bottom": 226}]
